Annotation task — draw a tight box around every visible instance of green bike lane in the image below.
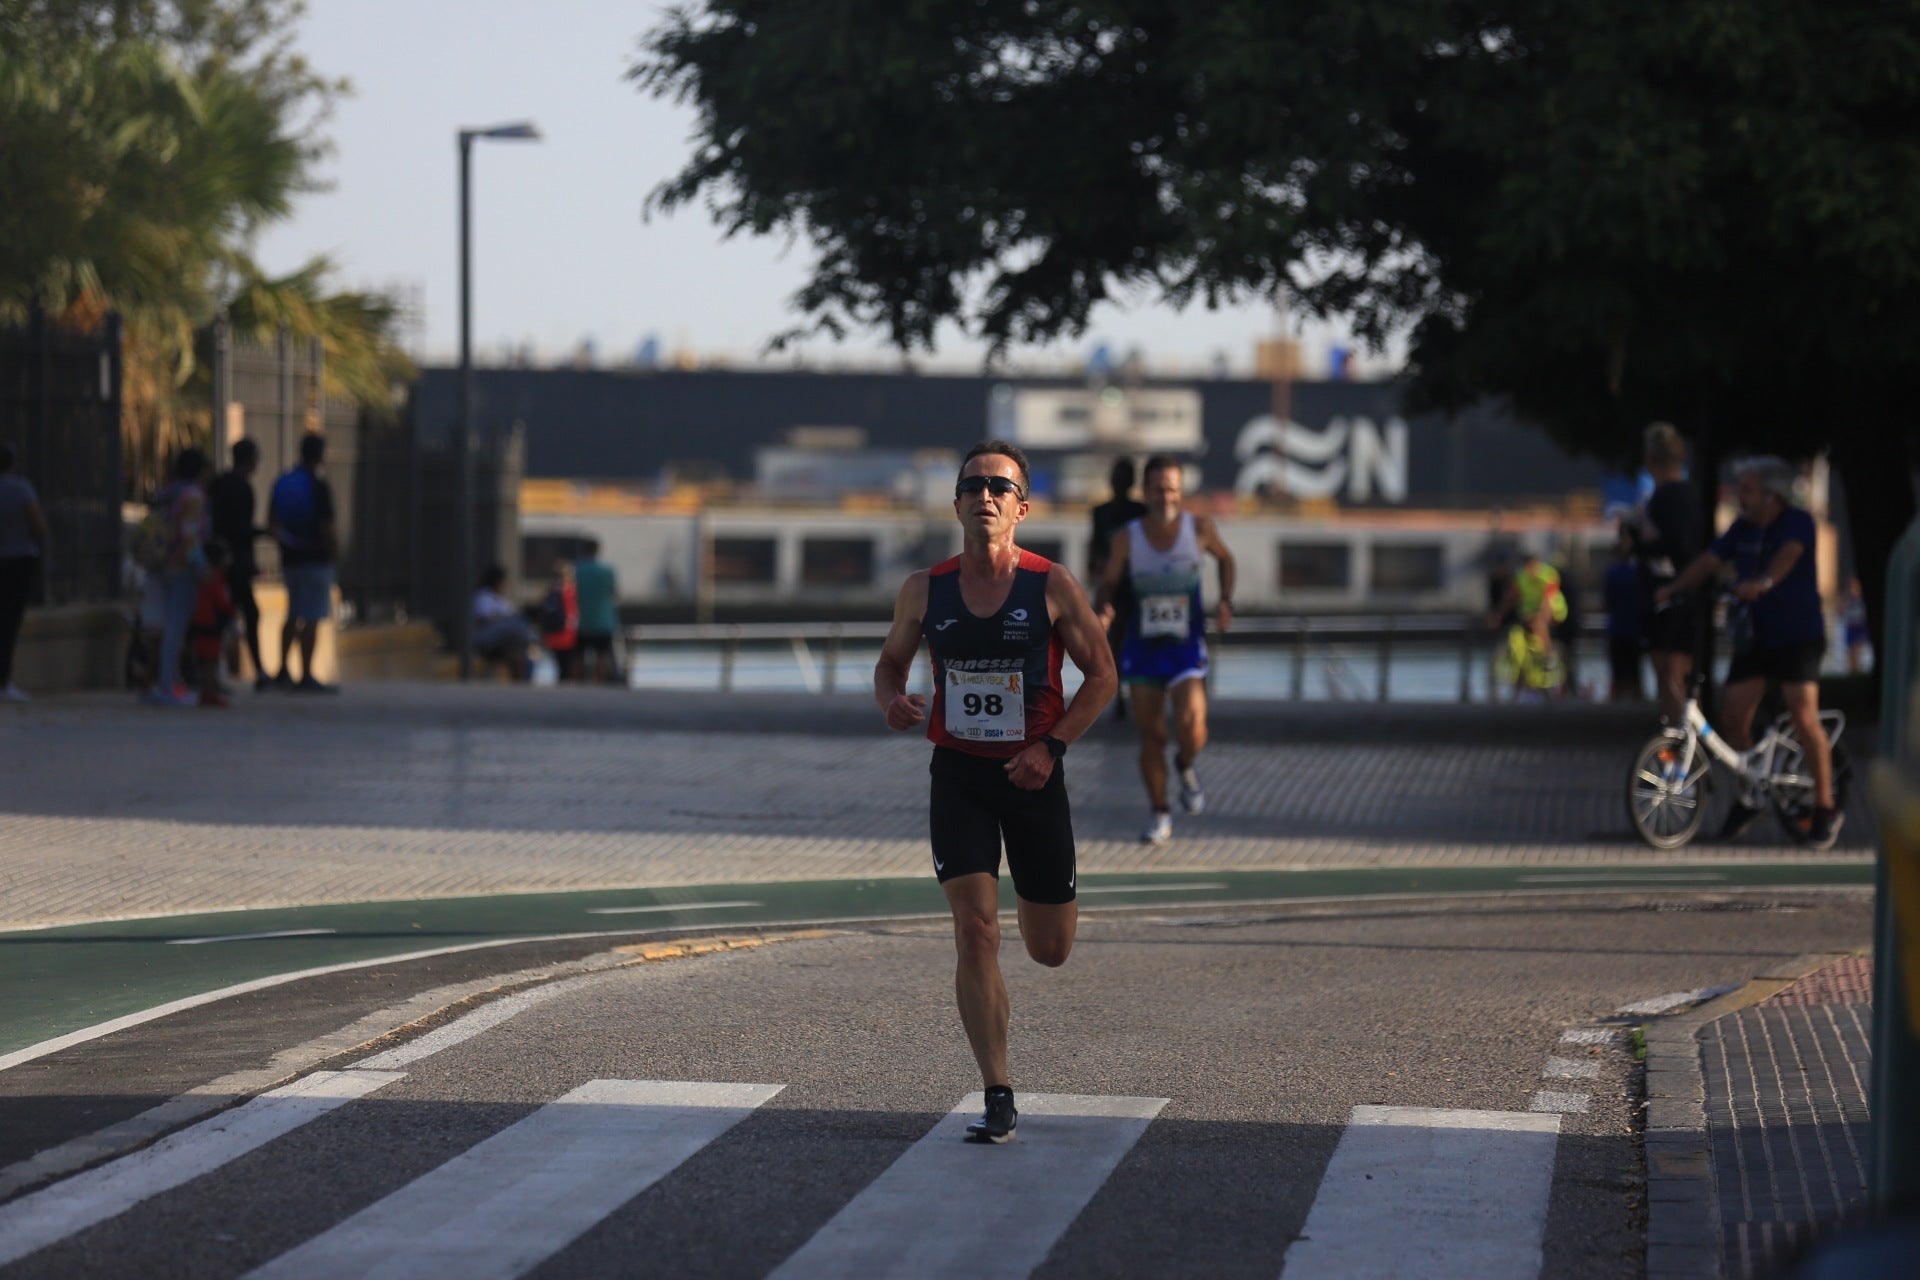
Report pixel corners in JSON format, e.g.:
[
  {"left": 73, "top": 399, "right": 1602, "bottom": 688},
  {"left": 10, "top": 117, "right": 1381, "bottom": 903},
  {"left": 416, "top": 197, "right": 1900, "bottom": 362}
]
[{"left": 0, "top": 861, "right": 1874, "bottom": 1064}]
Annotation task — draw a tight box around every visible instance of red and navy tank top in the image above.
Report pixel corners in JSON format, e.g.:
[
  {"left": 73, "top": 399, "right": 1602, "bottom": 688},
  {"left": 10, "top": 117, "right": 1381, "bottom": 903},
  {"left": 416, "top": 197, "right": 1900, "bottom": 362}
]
[{"left": 923, "top": 549, "right": 1065, "bottom": 758}]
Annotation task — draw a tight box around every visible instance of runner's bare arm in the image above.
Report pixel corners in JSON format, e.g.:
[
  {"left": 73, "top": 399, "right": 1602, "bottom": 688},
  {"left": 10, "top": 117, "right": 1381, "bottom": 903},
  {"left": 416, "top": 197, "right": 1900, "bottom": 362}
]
[
  {"left": 1736, "top": 537, "right": 1806, "bottom": 602},
  {"left": 1658, "top": 548, "right": 1724, "bottom": 606},
  {"left": 1003, "top": 566, "right": 1118, "bottom": 790},
  {"left": 1045, "top": 565, "right": 1118, "bottom": 743},
  {"left": 1093, "top": 530, "right": 1129, "bottom": 624},
  {"left": 1198, "top": 515, "right": 1236, "bottom": 633},
  {"left": 874, "top": 571, "right": 929, "bottom": 731}
]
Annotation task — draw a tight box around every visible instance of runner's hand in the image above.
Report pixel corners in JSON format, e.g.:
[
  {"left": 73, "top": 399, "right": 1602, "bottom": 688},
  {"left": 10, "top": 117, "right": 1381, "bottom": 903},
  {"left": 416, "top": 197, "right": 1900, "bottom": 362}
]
[
  {"left": 1215, "top": 600, "right": 1232, "bottom": 634},
  {"left": 1096, "top": 604, "right": 1115, "bottom": 630},
  {"left": 1003, "top": 740, "right": 1053, "bottom": 791},
  {"left": 885, "top": 693, "right": 926, "bottom": 731}
]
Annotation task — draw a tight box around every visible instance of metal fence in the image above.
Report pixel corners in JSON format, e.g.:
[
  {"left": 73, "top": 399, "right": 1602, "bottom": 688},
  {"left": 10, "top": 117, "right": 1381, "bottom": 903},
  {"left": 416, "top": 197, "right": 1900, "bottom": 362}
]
[
  {"left": 214, "top": 322, "right": 522, "bottom": 639},
  {"left": 618, "top": 613, "right": 1613, "bottom": 700},
  {"left": 0, "top": 306, "right": 124, "bottom": 605}
]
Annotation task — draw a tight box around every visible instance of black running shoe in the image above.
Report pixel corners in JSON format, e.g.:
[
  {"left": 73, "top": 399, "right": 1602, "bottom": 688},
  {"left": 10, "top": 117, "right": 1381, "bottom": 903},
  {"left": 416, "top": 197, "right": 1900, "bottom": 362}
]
[
  {"left": 965, "top": 1087, "right": 1017, "bottom": 1144},
  {"left": 1805, "top": 807, "right": 1845, "bottom": 851},
  {"left": 1717, "top": 801, "right": 1766, "bottom": 842}
]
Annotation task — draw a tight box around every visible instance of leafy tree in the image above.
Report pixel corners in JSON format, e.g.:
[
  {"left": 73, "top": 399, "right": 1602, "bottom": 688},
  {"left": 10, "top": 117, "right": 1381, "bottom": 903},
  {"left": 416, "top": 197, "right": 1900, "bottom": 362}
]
[
  {"left": 0, "top": 1, "right": 408, "bottom": 490},
  {"left": 637, "top": 1, "right": 1920, "bottom": 663}
]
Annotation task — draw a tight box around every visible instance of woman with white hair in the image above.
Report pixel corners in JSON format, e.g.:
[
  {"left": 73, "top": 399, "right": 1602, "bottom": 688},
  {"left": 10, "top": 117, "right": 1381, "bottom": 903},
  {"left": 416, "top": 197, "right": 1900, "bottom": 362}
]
[{"left": 1657, "top": 456, "right": 1841, "bottom": 849}]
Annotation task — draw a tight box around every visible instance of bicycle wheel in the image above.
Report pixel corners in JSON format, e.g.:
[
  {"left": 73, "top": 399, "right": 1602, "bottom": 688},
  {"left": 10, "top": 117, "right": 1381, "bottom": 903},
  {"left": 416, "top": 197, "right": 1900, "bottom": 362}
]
[
  {"left": 1626, "top": 733, "right": 1713, "bottom": 849},
  {"left": 1771, "top": 733, "right": 1853, "bottom": 844}
]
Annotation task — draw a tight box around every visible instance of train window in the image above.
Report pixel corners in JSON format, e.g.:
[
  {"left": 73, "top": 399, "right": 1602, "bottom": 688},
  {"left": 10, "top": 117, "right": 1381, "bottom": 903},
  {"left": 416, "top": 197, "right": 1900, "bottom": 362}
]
[
  {"left": 801, "top": 537, "right": 875, "bottom": 586},
  {"left": 1279, "top": 542, "right": 1351, "bottom": 590},
  {"left": 712, "top": 537, "right": 778, "bottom": 584},
  {"left": 1370, "top": 543, "right": 1445, "bottom": 592},
  {"left": 1021, "top": 537, "right": 1064, "bottom": 564}
]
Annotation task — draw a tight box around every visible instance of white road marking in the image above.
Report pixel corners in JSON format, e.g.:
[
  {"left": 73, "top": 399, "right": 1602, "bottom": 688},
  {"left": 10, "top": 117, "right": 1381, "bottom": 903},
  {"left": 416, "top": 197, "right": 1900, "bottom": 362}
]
[
  {"left": 1078, "top": 882, "right": 1230, "bottom": 895},
  {"left": 353, "top": 986, "right": 570, "bottom": 1070},
  {"left": 1280, "top": 1105, "right": 1561, "bottom": 1279},
  {"left": 1558, "top": 1028, "right": 1617, "bottom": 1046},
  {"left": 1542, "top": 1056, "right": 1601, "bottom": 1080},
  {"left": 168, "top": 929, "right": 338, "bottom": 946},
  {"left": 584, "top": 900, "right": 762, "bottom": 915},
  {"left": 1516, "top": 873, "right": 1726, "bottom": 884},
  {"left": 0, "top": 932, "right": 634, "bottom": 1074},
  {"left": 772, "top": 1092, "right": 1167, "bottom": 1280},
  {"left": 1616, "top": 985, "right": 1735, "bottom": 1016},
  {"left": 245, "top": 1080, "right": 782, "bottom": 1280},
  {"left": 0, "top": 1069, "right": 403, "bottom": 1267},
  {"left": 1531, "top": 1092, "right": 1592, "bottom": 1114}
]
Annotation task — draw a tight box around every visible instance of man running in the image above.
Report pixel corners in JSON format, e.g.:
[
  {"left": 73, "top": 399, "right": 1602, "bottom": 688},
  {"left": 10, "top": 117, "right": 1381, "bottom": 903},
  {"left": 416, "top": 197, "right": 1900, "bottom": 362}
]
[
  {"left": 875, "top": 440, "right": 1116, "bottom": 1145},
  {"left": 1095, "top": 455, "right": 1235, "bottom": 844}
]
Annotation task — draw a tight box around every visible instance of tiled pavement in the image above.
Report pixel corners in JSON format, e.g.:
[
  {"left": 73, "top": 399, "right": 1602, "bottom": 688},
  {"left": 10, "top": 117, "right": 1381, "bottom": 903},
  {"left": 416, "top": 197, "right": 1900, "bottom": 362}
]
[
  {"left": 0, "top": 685, "right": 1873, "bottom": 929},
  {"left": 1703, "top": 958, "right": 1875, "bottom": 1279}
]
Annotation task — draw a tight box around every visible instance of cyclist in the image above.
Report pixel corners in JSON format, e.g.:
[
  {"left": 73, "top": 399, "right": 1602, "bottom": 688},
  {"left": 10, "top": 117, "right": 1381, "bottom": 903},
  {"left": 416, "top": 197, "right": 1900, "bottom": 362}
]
[
  {"left": 1489, "top": 547, "right": 1567, "bottom": 700},
  {"left": 1657, "top": 456, "right": 1841, "bottom": 848},
  {"left": 1096, "top": 455, "right": 1235, "bottom": 844}
]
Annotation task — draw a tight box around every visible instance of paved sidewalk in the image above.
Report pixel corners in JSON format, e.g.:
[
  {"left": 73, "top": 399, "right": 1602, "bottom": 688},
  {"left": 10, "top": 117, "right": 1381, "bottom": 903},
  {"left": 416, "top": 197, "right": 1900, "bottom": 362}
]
[
  {"left": 0, "top": 684, "right": 1874, "bottom": 930},
  {"left": 1706, "top": 956, "right": 1874, "bottom": 1279}
]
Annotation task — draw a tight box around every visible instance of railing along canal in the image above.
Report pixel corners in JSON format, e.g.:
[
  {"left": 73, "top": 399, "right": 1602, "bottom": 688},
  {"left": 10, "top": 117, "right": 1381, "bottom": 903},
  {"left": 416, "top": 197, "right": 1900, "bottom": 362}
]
[{"left": 619, "top": 614, "right": 1612, "bottom": 703}]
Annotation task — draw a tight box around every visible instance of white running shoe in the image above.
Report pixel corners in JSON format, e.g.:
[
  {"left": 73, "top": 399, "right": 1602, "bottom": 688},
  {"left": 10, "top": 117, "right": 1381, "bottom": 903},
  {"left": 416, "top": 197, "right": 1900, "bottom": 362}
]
[
  {"left": 1177, "top": 766, "right": 1205, "bottom": 815},
  {"left": 1140, "top": 811, "right": 1173, "bottom": 844},
  {"left": 1, "top": 685, "right": 29, "bottom": 703}
]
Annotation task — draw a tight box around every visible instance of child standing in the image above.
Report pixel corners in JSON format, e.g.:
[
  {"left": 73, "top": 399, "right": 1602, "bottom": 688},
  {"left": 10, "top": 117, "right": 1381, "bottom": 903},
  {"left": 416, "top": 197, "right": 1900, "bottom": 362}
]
[{"left": 191, "top": 540, "right": 237, "bottom": 707}]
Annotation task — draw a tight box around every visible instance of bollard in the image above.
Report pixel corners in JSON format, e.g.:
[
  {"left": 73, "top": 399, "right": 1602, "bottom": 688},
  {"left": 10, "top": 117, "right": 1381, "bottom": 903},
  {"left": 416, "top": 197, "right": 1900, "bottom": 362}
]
[
  {"left": 1868, "top": 514, "right": 1920, "bottom": 1212},
  {"left": 720, "top": 625, "right": 738, "bottom": 693},
  {"left": 1458, "top": 620, "right": 1474, "bottom": 704},
  {"left": 1377, "top": 615, "right": 1394, "bottom": 702},
  {"left": 1291, "top": 616, "right": 1307, "bottom": 700}
]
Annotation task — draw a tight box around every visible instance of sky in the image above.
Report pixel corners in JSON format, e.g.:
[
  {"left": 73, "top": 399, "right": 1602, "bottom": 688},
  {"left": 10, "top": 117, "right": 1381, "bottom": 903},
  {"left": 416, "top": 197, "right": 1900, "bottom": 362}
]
[{"left": 253, "top": 0, "right": 1387, "bottom": 377}]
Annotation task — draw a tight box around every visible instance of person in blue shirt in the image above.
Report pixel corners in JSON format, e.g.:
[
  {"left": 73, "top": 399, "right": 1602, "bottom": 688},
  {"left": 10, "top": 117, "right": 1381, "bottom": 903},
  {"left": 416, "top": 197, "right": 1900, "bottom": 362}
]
[
  {"left": 1658, "top": 457, "right": 1840, "bottom": 848},
  {"left": 1603, "top": 528, "right": 1643, "bottom": 702}
]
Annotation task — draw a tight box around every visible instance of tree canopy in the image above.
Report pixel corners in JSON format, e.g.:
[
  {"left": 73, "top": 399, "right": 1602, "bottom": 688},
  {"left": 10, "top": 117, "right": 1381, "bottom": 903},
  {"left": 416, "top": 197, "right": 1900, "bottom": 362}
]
[
  {"left": 638, "top": 0, "right": 1920, "bottom": 646},
  {"left": 0, "top": 0, "right": 409, "bottom": 473}
]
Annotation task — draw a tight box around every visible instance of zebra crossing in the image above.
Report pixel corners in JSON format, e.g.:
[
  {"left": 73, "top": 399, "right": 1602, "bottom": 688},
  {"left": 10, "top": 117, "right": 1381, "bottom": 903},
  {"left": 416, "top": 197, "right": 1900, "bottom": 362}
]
[{"left": 0, "top": 1071, "right": 1565, "bottom": 1279}]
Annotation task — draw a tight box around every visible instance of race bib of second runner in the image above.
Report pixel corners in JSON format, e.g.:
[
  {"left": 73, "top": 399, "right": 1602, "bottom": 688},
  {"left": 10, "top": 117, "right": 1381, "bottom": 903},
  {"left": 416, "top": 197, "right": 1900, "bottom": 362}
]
[
  {"left": 1141, "top": 594, "right": 1190, "bottom": 639},
  {"left": 945, "top": 669, "right": 1026, "bottom": 742}
]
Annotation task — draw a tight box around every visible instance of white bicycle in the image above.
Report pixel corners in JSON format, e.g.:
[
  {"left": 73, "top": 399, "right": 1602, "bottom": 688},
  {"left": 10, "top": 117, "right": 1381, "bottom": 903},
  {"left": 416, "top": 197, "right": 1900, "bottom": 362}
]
[{"left": 1625, "top": 676, "right": 1851, "bottom": 850}]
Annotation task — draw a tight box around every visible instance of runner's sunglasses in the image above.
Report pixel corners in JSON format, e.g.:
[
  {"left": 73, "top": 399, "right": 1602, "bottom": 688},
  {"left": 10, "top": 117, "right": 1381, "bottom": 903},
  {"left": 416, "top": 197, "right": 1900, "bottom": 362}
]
[{"left": 955, "top": 475, "right": 1025, "bottom": 499}]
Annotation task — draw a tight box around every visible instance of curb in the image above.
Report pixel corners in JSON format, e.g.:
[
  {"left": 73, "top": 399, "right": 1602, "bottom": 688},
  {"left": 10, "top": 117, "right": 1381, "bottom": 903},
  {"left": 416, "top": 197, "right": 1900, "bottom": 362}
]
[{"left": 1641, "top": 951, "right": 1851, "bottom": 1280}]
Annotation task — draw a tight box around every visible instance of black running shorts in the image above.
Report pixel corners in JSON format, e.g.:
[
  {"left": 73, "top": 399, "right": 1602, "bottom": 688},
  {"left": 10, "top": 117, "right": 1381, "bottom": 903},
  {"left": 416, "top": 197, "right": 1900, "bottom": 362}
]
[
  {"left": 1725, "top": 640, "right": 1825, "bottom": 687},
  {"left": 928, "top": 746, "right": 1077, "bottom": 905}
]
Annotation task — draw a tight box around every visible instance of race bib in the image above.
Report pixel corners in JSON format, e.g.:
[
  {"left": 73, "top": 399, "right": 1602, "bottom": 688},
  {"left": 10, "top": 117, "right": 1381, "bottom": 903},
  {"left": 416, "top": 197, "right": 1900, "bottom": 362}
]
[
  {"left": 1141, "top": 594, "right": 1190, "bottom": 639},
  {"left": 944, "top": 669, "right": 1026, "bottom": 742}
]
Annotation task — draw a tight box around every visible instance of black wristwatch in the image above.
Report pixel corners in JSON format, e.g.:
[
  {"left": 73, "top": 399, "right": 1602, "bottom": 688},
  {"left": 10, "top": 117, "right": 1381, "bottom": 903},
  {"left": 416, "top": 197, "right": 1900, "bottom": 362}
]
[{"left": 1040, "top": 734, "right": 1068, "bottom": 759}]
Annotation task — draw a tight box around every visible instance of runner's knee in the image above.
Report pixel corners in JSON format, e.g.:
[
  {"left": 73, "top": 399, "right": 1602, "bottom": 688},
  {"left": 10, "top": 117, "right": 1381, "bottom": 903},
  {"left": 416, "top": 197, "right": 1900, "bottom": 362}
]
[
  {"left": 1023, "top": 933, "right": 1072, "bottom": 968},
  {"left": 952, "top": 909, "right": 1001, "bottom": 964}
]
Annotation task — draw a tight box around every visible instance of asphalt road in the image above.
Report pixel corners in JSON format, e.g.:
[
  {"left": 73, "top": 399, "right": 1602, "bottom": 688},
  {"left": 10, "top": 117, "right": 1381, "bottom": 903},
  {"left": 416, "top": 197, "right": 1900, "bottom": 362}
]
[{"left": 0, "top": 890, "right": 1873, "bottom": 1279}]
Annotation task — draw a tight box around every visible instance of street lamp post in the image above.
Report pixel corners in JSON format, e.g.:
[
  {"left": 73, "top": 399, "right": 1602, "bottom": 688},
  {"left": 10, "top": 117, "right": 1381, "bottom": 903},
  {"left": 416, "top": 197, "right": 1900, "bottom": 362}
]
[{"left": 457, "top": 121, "right": 540, "bottom": 679}]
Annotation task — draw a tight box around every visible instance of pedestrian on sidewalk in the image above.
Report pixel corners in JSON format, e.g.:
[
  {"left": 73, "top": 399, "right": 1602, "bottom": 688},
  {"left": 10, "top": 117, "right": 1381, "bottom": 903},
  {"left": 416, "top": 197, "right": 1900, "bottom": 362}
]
[
  {"left": 572, "top": 540, "right": 622, "bottom": 684},
  {"left": 268, "top": 432, "right": 338, "bottom": 693},
  {"left": 1604, "top": 527, "right": 1644, "bottom": 701},
  {"left": 145, "top": 448, "right": 212, "bottom": 706},
  {"left": 190, "top": 539, "right": 237, "bottom": 707},
  {"left": 0, "top": 443, "right": 48, "bottom": 702},
  {"left": 207, "top": 438, "right": 271, "bottom": 689},
  {"left": 1087, "top": 457, "right": 1146, "bottom": 721},
  {"left": 473, "top": 565, "right": 535, "bottom": 681},
  {"left": 1630, "top": 423, "right": 1706, "bottom": 724},
  {"left": 538, "top": 561, "right": 579, "bottom": 682}
]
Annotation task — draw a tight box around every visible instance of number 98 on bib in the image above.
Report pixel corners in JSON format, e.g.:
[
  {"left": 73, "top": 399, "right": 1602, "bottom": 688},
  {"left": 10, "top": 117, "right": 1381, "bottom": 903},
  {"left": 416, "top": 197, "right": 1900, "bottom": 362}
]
[{"left": 945, "top": 669, "right": 1026, "bottom": 742}]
